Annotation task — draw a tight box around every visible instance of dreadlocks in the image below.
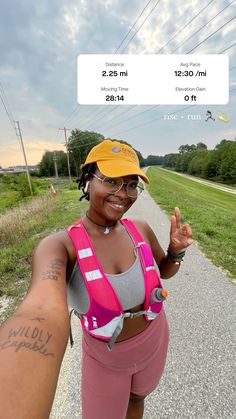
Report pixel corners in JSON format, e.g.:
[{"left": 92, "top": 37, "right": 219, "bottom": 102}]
[{"left": 77, "top": 162, "right": 97, "bottom": 201}]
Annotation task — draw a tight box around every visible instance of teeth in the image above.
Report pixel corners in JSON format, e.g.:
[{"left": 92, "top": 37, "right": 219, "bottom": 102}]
[{"left": 110, "top": 203, "right": 123, "bottom": 208}]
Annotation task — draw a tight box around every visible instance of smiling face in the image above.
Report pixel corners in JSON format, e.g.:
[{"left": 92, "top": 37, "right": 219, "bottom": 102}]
[{"left": 87, "top": 168, "right": 138, "bottom": 225}]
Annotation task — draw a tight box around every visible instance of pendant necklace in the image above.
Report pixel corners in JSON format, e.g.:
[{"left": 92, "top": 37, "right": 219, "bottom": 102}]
[{"left": 85, "top": 212, "right": 117, "bottom": 235}]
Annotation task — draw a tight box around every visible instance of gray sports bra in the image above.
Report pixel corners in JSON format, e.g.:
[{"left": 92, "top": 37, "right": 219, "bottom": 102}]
[{"left": 67, "top": 253, "right": 145, "bottom": 312}]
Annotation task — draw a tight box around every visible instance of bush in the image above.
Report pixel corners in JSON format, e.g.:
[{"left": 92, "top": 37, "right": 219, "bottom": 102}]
[
  {"left": 1, "top": 173, "right": 35, "bottom": 197},
  {"left": 15, "top": 173, "right": 36, "bottom": 198}
]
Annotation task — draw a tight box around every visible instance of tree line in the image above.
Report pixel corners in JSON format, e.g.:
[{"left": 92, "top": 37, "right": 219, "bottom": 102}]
[
  {"left": 162, "top": 139, "right": 236, "bottom": 185},
  {"left": 38, "top": 130, "right": 236, "bottom": 185}
]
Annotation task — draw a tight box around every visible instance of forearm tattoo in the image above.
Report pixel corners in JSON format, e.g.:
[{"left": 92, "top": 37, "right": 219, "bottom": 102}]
[
  {"left": 0, "top": 324, "right": 55, "bottom": 357},
  {"left": 41, "top": 258, "right": 65, "bottom": 281}
]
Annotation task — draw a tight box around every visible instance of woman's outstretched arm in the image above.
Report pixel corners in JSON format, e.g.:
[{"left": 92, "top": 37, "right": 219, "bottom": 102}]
[{"left": 0, "top": 234, "right": 71, "bottom": 419}]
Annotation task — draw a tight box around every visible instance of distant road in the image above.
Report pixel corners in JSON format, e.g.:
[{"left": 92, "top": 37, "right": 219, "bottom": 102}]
[{"left": 159, "top": 167, "right": 236, "bottom": 195}]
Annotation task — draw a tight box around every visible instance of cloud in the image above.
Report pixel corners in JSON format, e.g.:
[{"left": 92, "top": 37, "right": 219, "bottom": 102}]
[{"left": 0, "top": 0, "right": 235, "bottom": 166}]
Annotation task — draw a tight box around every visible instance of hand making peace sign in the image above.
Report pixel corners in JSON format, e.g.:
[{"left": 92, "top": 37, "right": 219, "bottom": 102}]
[{"left": 169, "top": 207, "right": 193, "bottom": 253}]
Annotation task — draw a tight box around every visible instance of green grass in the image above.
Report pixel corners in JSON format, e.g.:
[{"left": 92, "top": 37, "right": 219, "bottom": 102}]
[
  {"left": 147, "top": 167, "right": 236, "bottom": 281},
  {"left": 0, "top": 187, "right": 88, "bottom": 321},
  {"left": 0, "top": 175, "right": 76, "bottom": 214},
  {"left": 0, "top": 191, "right": 22, "bottom": 212}
]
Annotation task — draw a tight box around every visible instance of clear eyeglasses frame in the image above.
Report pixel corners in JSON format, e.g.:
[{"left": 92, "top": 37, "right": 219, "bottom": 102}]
[{"left": 92, "top": 173, "right": 144, "bottom": 198}]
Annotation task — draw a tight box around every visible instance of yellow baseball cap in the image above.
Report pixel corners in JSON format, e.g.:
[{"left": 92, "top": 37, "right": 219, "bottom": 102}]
[{"left": 81, "top": 139, "right": 149, "bottom": 184}]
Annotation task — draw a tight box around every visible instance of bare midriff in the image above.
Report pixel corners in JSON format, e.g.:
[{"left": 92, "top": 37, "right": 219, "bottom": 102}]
[
  {"left": 116, "top": 307, "right": 150, "bottom": 342},
  {"left": 99, "top": 303, "right": 150, "bottom": 343}
]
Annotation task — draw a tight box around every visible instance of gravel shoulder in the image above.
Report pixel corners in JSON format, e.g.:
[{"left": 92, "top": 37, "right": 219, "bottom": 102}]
[{"left": 50, "top": 189, "right": 236, "bottom": 419}]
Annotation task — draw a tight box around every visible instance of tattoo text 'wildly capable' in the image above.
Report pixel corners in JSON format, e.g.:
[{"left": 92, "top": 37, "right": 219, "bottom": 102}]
[{"left": 0, "top": 326, "right": 55, "bottom": 357}]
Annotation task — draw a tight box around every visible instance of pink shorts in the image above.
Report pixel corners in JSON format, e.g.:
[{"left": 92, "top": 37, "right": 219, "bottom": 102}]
[{"left": 81, "top": 309, "right": 169, "bottom": 419}]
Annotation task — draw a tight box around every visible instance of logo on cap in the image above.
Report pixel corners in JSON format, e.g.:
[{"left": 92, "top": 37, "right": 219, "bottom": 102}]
[{"left": 112, "top": 146, "right": 121, "bottom": 153}]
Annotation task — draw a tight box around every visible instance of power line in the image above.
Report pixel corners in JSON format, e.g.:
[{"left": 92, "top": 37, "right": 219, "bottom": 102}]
[
  {"left": 68, "top": 140, "right": 101, "bottom": 150},
  {"left": 82, "top": 105, "right": 119, "bottom": 129},
  {"left": 96, "top": 106, "right": 158, "bottom": 132},
  {"left": 70, "top": 4, "right": 236, "bottom": 134},
  {"left": 77, "top": 0, "right": 162, "bottom": 126},
  {"left": 103, "top": 60, "right": 236, "bottom": 136},
  {"left": 111, "top": 105, "right": 194, "bottom": 136},
  {"left": 15, "top": 121, "right": 33, "bottom": 196},
  {"left": 156, "top": 0, "right": 216, "bottom": 53},
  {"left": 114, "top": 0, "right": 153, "bottom": 53},
  {"left": 187, "top": 14, "right": 236, "bottom": 54},
  {"left": 90, "top": 105, "right": 138, "bottom": 131},
  {"left": 108, "top": 66, "right": 236, "bottom": 134},
  {"left": 0, "top": 86, "right": 34, "bottom": 193},
  {"left": 80, "top": 2, "right": 226, "bottom": 130},
  {"left": 0, "top": 83, "right": 16, "bottom": 131},
  {"left": 220, "top": 42, "right": 236, "bottom": 54},
  {"left": 99, "top": 58, "right": 235, "bottom": 133},
  {"left": 119, "top": 0, "right": 162, "bottom": 53},
  {"left": 59, "top": 127, "right": 72, "bottom": 182},
  {"left": 63, "top": 103, "right": 80, "bottom": 126},
  {"left": 67, "top": 0, "right": 159, "bottom": 129},
  {"left": 85, "top": 3, "right": 236, "bottom": 132},
  {"left": 110, "top": 85, "right": 236, "bottom": 137},
  {"left": 94, "top": 25, "right": 236, "bottom": 135},
  {"left": 98, "top": 44, "right": 232, "bottom": 132},
  {"left": 172, "top": 0, "right": 235, "bottom": 53},
  {"left": 73, "top": 106, "right": 108, "bottom": 128}
]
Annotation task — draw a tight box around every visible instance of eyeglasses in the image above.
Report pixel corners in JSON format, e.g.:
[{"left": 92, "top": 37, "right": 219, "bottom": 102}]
[{"left": 92, "top": 173, "right": 144, "bottom": 198}]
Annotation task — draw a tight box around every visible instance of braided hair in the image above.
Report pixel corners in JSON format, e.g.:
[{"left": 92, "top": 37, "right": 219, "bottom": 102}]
[{"left": 77, "top": 162, "right": 97, "bottom": 201}]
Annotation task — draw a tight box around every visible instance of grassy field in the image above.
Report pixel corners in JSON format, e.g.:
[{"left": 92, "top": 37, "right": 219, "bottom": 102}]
[
  {"left": 147, "top": 166, "right": 236, "bottom": 281},
  {"left": 0, "top": 183, "right": 88, "bottom": 321},
  {"left": 0, "top": 175, "right": 74, "bottom": 214}
]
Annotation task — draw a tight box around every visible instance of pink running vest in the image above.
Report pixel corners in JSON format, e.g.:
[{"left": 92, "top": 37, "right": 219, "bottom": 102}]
[{"left": 66, "top": 218, "right": 165, "bottom": 350}]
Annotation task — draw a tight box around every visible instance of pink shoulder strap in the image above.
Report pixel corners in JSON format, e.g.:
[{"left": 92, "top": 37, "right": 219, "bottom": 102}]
[
  {"left": 121, "top": 218, "right": 162, "bottom": 295},
  {"left": 66, "top": 220, "right": 122, "bottom": 311},
  {"left": 120, "top": 218, "right": 144, "bottom": 244}
]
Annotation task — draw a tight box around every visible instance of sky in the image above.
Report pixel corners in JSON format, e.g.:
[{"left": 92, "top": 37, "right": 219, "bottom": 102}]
[{"left": 0, "top": 0, "right": 235, "bottom": 167}]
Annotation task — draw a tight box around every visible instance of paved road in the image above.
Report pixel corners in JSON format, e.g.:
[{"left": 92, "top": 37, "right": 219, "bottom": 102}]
[
  {"left": 50, "top": 189, "right": 236, "bottom": 419},
  {"left": 159, "top": 168, "right": 236, "bottom": 195}
]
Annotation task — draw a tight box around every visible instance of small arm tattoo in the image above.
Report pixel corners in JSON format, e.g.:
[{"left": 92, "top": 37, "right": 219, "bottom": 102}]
[
  {"left": 31, "top": 317, "right": 45, "bottom": 322},
  {"left": 41, "top": 258, "right": 65, "bottom": 281}
]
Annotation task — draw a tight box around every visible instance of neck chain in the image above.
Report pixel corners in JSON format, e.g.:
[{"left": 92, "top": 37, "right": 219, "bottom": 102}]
[{"left": 85, "top": 212, "right": 117, "bottom": 235}]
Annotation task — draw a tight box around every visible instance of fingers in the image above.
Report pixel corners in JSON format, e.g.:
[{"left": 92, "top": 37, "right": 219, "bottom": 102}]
[
  {"left": 170, "top": 215, "right": 177, "bottom": 235},
  {"left": 184, "top": 224, "right": 192, "bottom": 237},
  {"left": 169, "top": 207, "right": 193, "bottom": 251},
  {"left": 180, "top": 224, "right": 193, "bottom": 247},
  {"left": 181, "top": 224, "right": 193, "bottom": 246},
  {"left": 174, "top": 207, "right": 181, "bottom": 229},
  {"left": 170, "top": 207, "right": 180, "bottom": 234}
]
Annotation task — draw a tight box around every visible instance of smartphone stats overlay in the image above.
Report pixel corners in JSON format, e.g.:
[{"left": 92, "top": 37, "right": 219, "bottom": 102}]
[{"left": 77, "top": 54, "right": 229, "bottom": 105}]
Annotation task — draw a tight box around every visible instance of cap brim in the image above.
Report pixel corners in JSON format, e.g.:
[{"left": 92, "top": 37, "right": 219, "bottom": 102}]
[{"left": 97, "top": 160, "right": 149, "bottom": 184}]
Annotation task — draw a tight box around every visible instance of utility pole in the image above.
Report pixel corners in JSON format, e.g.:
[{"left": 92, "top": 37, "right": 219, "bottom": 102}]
[
  {"left": 59, "top": 127, "right": 72, "bottom": 183},
  {"left": 53, "top": 152, "right": 58, "bottom": 178},
  {"left": 15, "top": 120, "right": 33, "bottom": 196}
]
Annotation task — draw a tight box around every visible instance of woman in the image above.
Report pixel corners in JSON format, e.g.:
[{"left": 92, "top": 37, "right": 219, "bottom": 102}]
[{"left": 0, "top": 139, "right": 192, "bottom": 419}]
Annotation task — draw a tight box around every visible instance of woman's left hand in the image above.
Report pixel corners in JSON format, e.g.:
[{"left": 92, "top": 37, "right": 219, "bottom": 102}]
[{"left": 169, "top": 207, "right": 193, "bottom": 253}]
